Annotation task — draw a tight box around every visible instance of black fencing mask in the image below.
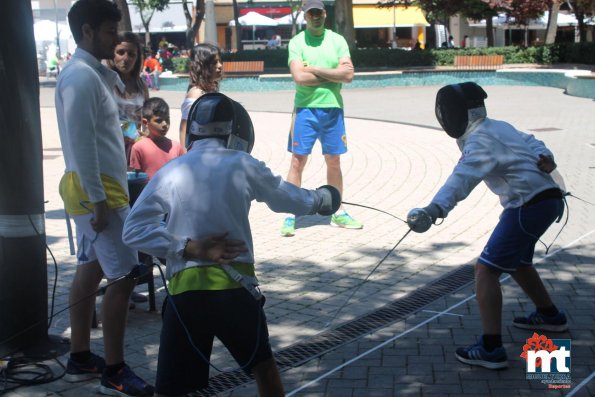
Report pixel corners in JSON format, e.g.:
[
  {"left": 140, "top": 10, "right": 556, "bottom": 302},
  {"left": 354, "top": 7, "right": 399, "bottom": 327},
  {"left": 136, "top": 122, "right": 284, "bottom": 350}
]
[
  {"left": 186, "top": 93, "right": 255, "bottom": 153},
  {"left": 435, "top": 82, "right": 488, "bottom": 138}
]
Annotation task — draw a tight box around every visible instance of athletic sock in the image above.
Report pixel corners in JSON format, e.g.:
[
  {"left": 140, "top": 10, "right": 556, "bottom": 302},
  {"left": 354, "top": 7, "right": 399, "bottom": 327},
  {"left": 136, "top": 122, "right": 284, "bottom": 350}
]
[
  {"left": 537, "top": 305, "right": 559, "bottom": 317},
  {"left": 70, "top": 350, "right": 92, "bottom": 363},
  {"left": 482, "top": 334, "right": 502, "bottom": 352},
  {"left": 104, "top": 362, "right": 126, "bottom": 377}
]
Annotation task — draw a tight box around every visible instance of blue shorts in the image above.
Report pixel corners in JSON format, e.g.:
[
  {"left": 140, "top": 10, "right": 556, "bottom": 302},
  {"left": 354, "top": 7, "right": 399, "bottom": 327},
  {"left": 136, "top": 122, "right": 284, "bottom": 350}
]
[
  {"left": 288, "top": 108, "right": 347, "bottom": 155},
  {"left": 155, "top": 288, "right": 272, "bottom": 395},
  {"left": 478, "top": 196, "right": 564, "bottom": 273}
]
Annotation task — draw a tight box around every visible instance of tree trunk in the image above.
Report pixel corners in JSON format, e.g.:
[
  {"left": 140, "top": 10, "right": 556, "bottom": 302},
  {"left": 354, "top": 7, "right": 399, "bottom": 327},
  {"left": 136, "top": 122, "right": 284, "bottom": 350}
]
[
  {"left": 545, "top": 0, "right": 560, "bottom": 44},
  {"left": 183, "top": 0, "right": 204, "bottom": 48},
  {"left": 334, "top": 0, "right": 355, "bottom": 50},
  {"left": 486, "top": 15, "right": 494, "bottom": 47},
  {"left": 576, "top": 11, "right": 586, "bottom": 42},
  {"left": 115, "top": 0, "right": 132, "bottom": 32},
  {"left": 232, "top": 0, "right": 241, "bottom": 50}
]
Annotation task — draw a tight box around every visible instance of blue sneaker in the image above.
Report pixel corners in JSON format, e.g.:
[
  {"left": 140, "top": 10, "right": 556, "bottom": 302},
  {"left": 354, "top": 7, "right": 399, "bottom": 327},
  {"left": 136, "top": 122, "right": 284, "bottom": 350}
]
[
  {"left": 455, "top": 339, "right": 508, "bottom": 369},
  {"left": 513, "top": 310, "right": 568, "bottom": 332},
  {"left": 64, "top": 352, "right": 105, "bottom": 382},
  {"left": 99, "top": 365, "right": 154, "bottom": 396}
]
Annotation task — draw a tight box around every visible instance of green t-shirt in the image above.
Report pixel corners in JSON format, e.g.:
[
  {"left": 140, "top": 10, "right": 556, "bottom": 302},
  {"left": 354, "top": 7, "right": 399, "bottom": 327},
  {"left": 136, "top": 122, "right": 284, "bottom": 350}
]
[{"left": 288, "top": 29, "right": 351, "bottom": 109}]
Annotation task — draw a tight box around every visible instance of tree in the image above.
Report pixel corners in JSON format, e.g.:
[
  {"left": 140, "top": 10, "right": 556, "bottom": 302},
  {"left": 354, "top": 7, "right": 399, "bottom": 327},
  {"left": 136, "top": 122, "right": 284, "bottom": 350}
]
[
  {"left": 130, "top": 0, "right": 170, "bottom": 47},
  {"left": 231, "top": 0, "right": 241, "bottom": 50},
  {"left": 545, "top": 0, "right": 561, "bottom": 44},
  {"left": 409, "top": 0, "right": 466, "bottom": 46},
  {"left": 182, "top": 0, "right": 205, "bottom": 49},
  {"left": 506, "top": 0, "right": 550, "bottom": 25},
  {"left": 334, "top": 0, "right": 356, "bottom": 50},
  {"left": 568, "top": 0, "right": 595, "bottom": 42},
  {"left": 114, "top": 0, "right": 132, "bottom": 32}
]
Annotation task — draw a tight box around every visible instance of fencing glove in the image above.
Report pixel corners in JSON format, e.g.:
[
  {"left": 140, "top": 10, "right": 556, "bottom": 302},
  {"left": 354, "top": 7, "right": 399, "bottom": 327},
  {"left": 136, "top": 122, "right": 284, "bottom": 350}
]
[
  {"left": 407, "top": 203, "right": 443, "bottom": 233},
  {"left": 315, "top": 185, "right": 341, "bottom": 216}
]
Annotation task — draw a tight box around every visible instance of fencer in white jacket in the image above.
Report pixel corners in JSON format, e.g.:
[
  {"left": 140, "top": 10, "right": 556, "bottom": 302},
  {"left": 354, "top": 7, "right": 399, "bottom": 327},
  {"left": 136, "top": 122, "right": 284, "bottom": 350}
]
[
  {"left": 122, "top": 93, "right": 340, "bottom": 396},
  {"left": 408, "top": 82, "right": 566, "bottom": 371}
]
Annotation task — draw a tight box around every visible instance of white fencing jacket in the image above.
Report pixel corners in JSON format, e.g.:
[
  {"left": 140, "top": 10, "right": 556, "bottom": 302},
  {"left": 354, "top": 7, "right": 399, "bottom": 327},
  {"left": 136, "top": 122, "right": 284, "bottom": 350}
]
[
  {"left": 432, "top": 117, "right": 559, "bottom": 217},
  {"left": 122, "top": 138, "right": 322, "bottom": 280}
]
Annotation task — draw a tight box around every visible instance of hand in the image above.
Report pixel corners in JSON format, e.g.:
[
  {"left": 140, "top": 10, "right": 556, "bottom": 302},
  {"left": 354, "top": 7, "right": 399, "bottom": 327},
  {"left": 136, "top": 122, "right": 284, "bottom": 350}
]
[
  {"left": 315, "top": 185, "right": 341, "bottom": 216},
  {"left": 185, "top": 233, "right": 248, "bottom": 264},
  {"left": 90, "top": 200, "right": 109, "bottom": 232},
  {"left": 407, "top": 204, "right": 442, "bottom": 233},
  {"left": 537, "top": 154, "right": 556, "bottom": 174}
]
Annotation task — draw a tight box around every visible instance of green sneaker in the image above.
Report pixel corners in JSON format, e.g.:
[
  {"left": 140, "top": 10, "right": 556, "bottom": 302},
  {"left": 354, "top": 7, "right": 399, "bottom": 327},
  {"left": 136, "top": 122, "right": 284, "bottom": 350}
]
[
  {"left": 280, "top": 217, "right": 296, "bottom": 237},
  {"left": 331, "top": 212, "right": 363, "bottom": 229}
]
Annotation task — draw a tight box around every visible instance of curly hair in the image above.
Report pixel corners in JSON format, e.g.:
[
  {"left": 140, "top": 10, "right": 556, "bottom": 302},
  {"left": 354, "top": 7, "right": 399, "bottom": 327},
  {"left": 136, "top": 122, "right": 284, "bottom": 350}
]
[
  {"left": 188, "top": 43, "right": 222, "bottom": 93},
  {"left": 106, "top": 32, "right": 146, "bottom": 96}
]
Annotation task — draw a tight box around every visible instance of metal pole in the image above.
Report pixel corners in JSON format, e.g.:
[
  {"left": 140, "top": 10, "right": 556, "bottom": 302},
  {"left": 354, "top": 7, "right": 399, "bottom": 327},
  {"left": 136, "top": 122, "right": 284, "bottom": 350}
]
[
  {"left": 54, "top": 0, "right": 61, "bottom": 58},
  {"left": 0, "top": 0, "right": 50, "bottom": 357},
  {"left": 392, "top": 2, "right": 397, "bottom": 48}
]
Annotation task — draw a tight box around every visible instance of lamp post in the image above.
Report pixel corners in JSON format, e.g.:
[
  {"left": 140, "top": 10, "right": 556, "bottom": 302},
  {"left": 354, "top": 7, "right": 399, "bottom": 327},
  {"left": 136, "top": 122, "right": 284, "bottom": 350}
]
[
  {"left": 392, "top": 1, "right": 397, "bottom": 48},
  {"left": 53, "top": 0, "right": 61, "bottom": 58}
]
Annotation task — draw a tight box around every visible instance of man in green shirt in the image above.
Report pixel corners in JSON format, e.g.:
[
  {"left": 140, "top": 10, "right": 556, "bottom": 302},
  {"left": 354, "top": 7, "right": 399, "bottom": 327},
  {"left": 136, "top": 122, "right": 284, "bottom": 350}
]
[{"left": 281, "top": 0, "right": 363, "bottom": 237}]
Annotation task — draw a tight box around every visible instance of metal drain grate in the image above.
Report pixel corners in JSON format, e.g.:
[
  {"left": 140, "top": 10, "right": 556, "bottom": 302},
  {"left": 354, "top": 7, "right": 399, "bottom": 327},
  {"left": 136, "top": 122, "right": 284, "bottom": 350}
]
[{"left": 191, "top": 264, "right": 475, "bottom": 396}]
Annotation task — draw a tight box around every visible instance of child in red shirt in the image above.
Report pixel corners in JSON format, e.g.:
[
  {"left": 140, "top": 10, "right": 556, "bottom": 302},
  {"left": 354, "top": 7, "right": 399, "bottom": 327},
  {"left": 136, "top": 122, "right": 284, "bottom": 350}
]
[{"left": 130, "top": 98, "right": 184, "bottom": 179}]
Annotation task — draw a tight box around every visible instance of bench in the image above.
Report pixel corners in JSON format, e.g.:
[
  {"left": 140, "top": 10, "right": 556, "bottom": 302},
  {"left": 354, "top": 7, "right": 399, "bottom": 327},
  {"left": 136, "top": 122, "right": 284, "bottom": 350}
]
[
  {"left": 454, "top": 55, "right": 504, "bottom": 70},
  {"left": 223, "top": 61, "right": 265, "bottom": 75}
]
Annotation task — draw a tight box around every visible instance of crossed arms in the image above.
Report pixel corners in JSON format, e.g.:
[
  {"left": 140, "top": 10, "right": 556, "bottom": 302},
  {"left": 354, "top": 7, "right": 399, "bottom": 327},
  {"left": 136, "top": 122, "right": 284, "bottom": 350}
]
[{"left": 290, "top": 56, "right": 354, "bottom": 86}]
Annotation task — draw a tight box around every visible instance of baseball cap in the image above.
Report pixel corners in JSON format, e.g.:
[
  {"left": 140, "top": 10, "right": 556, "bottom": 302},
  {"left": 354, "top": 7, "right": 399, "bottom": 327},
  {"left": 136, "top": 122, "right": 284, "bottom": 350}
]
[{"left": 302, "top": 0, "right": 325, "bottom": 13}]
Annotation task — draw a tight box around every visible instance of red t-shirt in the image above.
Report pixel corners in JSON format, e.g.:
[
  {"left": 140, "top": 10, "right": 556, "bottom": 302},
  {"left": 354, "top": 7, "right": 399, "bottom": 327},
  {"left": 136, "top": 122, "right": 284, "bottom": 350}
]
[
  {"left": 129, "top": 137, "right": 184, "bottom": 179},
  {"left": 144, "top": 57, "right": 162, "bottom": 72}
]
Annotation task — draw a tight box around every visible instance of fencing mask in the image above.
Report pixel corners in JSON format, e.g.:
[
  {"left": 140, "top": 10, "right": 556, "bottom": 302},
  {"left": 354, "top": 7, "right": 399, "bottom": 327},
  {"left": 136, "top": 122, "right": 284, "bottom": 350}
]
[
  {"left": 186, "top": 93, "right": 255, "bottom": 153},
  {"left": 435, "top": 82, "right": 488, "bottom": 138}
]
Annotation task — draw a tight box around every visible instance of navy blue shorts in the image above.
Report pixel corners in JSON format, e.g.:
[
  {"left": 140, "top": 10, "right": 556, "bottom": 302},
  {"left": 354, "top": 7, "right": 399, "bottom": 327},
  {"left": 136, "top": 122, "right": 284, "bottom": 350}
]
[
  {"left": 155, "top": 288, "right": 272, "bottom": 395},
  {"left": 478, "top": 196, "right": 564, "bottom": 273},
  {"left": 288, "top": 108, "right": 347, "bottom": 155}
]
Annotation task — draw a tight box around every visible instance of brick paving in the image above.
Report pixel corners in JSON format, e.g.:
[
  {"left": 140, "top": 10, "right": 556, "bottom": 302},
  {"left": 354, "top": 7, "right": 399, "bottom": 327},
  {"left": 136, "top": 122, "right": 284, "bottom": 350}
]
[{"left": 5, "top": 77, "right": 594, "bottom": 396}]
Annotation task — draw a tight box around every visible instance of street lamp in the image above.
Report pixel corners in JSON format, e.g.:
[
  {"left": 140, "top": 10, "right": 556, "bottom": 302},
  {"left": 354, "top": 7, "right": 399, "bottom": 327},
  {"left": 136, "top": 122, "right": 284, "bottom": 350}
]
[
  {"left": 392, "top": 1, "right": 397, "bottom": 48},
  {"left": 53, "top": 0, "right": 61, "bottom": 57}
]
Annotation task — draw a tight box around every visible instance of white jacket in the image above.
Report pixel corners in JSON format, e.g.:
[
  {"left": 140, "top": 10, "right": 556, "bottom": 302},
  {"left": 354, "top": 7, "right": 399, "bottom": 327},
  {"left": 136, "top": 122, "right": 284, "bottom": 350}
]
[
  {"left": 432, "top": 117, "right": 559, "bottom": 216},
  {"left": 122, "top": 138, "right": 323, "bottom": 279},
  {"left": 55, "top": 48, "right": 128, "bottom": 207}
]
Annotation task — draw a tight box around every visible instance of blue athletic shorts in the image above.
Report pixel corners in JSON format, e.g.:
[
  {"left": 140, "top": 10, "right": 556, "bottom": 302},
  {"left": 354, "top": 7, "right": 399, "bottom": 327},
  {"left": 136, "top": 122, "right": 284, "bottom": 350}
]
[
  {"left": 155, "top": 288, "right": 272, "bottom": 395},
  {"left": 287, "top": 107, "right": 347, "bottom": 155},
  {"left": 478, "top": 196, "right": 564, "bottom": 273}
]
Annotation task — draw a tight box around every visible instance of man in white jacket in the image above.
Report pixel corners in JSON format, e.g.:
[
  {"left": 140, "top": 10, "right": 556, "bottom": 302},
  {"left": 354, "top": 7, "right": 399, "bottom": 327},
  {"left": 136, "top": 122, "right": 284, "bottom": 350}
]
[
  {"left": 123, "top": 93, "right": 341, "bottom": 396},
  {"left": 55, "top": 0, "right": 153, "bottom": 395},
  {"left": 408, "top": 82, "right": 566, "bottom": 370}
]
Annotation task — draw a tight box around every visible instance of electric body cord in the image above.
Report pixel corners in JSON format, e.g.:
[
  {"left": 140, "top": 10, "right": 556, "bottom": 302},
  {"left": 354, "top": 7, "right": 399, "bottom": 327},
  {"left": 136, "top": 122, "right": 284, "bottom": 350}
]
[
  {"left": 152, "top": 260, "right": 263, "bottom": 374},
  {"left": 1, "top": 192, "right": 587, "bottom": 392}
]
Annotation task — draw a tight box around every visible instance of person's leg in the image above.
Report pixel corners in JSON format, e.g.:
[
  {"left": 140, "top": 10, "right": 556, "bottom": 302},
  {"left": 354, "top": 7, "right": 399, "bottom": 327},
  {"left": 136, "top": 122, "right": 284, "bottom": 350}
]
[
  {"left": 475, "top": 263, "right": 503, "bottom": 336},
  {"left": 324, "top": 154, "right": 343, "bottom": 197},
  {"left": 101, "top": 276, "right": 136, "bottom": 365},
  {"left": 511, "top": 266, "right": 554, "bottom": 309},
  {"left": 69, "top": 261, "right": 104, "bottom": 353},
  {"left": 286, "top": 153, "right": 308, "bottom": 188},
  {"left": 252, "top": 357, "right": 285, "bottom": 397},
  {"left": 320, "top": 109, "right": 362, "bottom": 228}
]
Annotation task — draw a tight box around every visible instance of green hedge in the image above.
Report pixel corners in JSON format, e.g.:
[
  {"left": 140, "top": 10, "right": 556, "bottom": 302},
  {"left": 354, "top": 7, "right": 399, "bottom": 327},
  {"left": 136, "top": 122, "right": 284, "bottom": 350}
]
[{"left": 171, "top": 42, "right": 595, "bottom": 74}]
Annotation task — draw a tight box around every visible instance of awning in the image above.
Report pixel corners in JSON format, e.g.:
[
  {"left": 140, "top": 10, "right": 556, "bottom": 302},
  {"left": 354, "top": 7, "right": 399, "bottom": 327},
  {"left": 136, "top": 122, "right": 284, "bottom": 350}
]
[{"left": 353, "top": 5, "right": 429, "bottom": 28}]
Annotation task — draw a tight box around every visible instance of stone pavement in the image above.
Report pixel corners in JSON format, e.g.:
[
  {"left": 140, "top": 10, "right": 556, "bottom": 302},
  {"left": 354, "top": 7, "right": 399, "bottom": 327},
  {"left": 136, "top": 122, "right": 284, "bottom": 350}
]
[{"left": 5, "top": 81, "right": 594, "bottom": 396}]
